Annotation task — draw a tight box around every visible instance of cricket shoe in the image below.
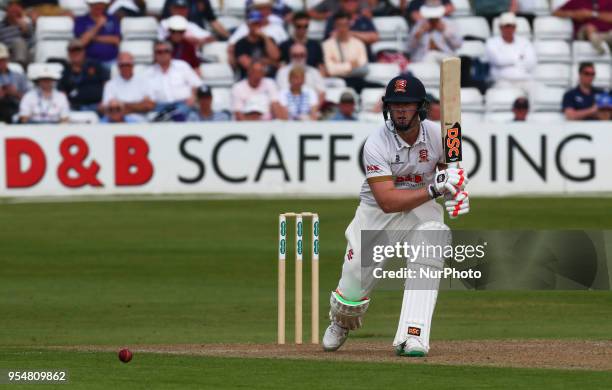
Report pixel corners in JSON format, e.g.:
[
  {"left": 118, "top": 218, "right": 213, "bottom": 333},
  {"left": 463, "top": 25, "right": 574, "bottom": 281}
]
[
  {"left": 322, "top": 322, "right": 349, "bottom": 352},
  {"left": 395, "top": 337, "right": 427, "bottom": 357}
]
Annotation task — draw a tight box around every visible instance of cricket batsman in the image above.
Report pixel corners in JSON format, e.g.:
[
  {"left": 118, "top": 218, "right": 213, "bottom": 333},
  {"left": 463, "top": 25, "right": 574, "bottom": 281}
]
[{"left": 322, "top": 75, "right": 470, "bottom": 356}]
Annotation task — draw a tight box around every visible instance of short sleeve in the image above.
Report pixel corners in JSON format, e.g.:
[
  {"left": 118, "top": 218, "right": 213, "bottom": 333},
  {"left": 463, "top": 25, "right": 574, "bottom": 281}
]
[
  {"left": 363, "top": 134, "right": 392, "bottom": 180},
  {"left": 183, "top": 62, "right": 202, "bottom": 87}
]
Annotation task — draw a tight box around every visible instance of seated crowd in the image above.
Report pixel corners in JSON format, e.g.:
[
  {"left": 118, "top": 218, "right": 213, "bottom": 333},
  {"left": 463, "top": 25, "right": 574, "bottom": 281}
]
[{"left": 0, "top": 0, "right": 610, "bottom": 124}]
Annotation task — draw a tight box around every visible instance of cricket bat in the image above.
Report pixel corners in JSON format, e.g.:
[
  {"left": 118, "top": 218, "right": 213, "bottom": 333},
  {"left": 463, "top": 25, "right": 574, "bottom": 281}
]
[{"left": 440, "top": 57, "right": 462, "bottom": 167}]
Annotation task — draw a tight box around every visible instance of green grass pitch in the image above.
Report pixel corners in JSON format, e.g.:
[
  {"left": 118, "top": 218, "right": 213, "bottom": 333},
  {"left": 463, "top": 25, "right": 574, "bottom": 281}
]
[{"left": 0, "top": 197, "right": 611, "bottom": 389}]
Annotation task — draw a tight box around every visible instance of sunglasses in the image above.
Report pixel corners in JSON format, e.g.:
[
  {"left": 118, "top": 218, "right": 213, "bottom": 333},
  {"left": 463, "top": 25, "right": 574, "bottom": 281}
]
[
  {"left": 155, "top": 49, "right": 171, "bottom": 54},
  {"left": 291, "top": 53, "right": 306, "bottom": 58},
  {"left": 581, "top": 71, "right": 596, "bottom": 76},
  {"left": 68, "top": 47, "right": 84, "bottom": 52},
  {"left": 118, "top": 63, "right": 134, "bottom": 67},
  {"left": 108, "top": 107, "right": 122, "bottom": 113}
]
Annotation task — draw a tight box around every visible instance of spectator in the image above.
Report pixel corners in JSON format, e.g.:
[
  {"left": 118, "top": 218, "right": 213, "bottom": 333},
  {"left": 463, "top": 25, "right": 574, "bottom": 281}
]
[
  {"left": 102, "top": 51, "right": 154, "bottom": 122},
  {"left": 512, "top": 97, "right": 529, "bottom": 121},
  {"left": 308, "top": 0, "right": 368, "bottom": 21},
  {"left": 21, "top": 0, "right": 70, "bottom": 20},
  {"left": 562, "top": 62, "right": 607, "bottom": 120},
  {"left": 19, "top": 64, "right": 69, "bottom": 123},
  {"left": 228, "top": 0, "right": 288, "bottom": 45},
  {"left": 276, "top": 43, "right": 325, "bottom": 103},
  {"left": 231, "top": 60, "right": 287, "bottom": 121},
  {"left": 161, "top": 0, "right": 229, "bottom": 39},
  {"left": 57, "top": 39, "right": 110, "bottom": 111},
  {"left": 330, "top": 90, "right": 357, "bottom": 120},
  {"left": 400, "top": 0, "right": 454, "bottom": 25},
  {"left": 322, "top": 12, "right": 369, "bottom": 92},
  {"left": 485, "top": 12, "right": 536, "bottom": 96},
  {"left": 279, "top": 12, "right": 324, "bottom": 73},
  {"left": 108, "top": 0, "right": 145, "bottom": 18},
  {"left": 0, "top": 1, "right": 33, "bottom": 66},
  {"left": 279, "top": 66, "right": 319, "bottom": 120},
  {"left": 0, "top": 43, "right": 29, "bottom": 123},
  {"left": 100, "top": 99, "right": 136, "bottom": 122},
  {"left": 323, "top": 0, "right": 379, "bottom": 55},
  {"left": 165, "top": 16, "right": 201, "bottom": 70},
  {"left": 472, "top": 0, "right": 517, "bottom": 26},
  {"left": 246, "top": 0, "right": 292, "bottom": 23},
  {"left": 426, "top": 92, "right": 440, "bottom": 121},
  {"left": 234, "top": 11, "right": 281, "bottom": 79},
  {"left": 74, "top": 0, "right": 121, "bottom": 65},
  {"left": 553, "top": 0, "right": 612, "bottom": 55},
  {"left": 159, "top": 1, "right": 216, "bottom": 47},
  {"left": 187, "top": 84, "right": 231, "bottom": 121},
  {"left": 407, "top": 4, "right": 462, "bottom": 63},
  {"left": 146, "top": 40, "right": 202, "bottom": 121}
]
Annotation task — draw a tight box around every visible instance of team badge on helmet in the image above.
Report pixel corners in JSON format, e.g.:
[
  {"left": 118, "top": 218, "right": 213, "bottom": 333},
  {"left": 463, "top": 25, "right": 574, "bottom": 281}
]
[{"left": 394, "top": 79, "right": 407, "bottom": 93}]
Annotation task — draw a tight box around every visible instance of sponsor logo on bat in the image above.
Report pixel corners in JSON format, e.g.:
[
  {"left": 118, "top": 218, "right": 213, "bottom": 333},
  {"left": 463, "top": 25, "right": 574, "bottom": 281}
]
[{"left": 445, "top": 122, "right": 462, "bottom": 162}]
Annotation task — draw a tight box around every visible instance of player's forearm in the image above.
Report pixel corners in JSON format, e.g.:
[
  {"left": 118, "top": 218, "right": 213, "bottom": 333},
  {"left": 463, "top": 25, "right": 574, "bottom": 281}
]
[{"left": 376, "top": 187, "right": 431, "bottom": 214}]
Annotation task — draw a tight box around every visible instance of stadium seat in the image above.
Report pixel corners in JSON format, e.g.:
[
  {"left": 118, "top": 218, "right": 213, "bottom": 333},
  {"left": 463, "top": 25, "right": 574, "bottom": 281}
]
[
  {"left": 485, "top": 87, "right": 524, "bottom": 112},
  {"left": 550, "top": 0, "right": 568, "bottom": 11},
  {"left": 307, "top": 20, "right": 326, "bottom": 41},
  {"left": 454, "top": 16, "right": 491, "bottom": 41},
  {"left": 533, "top": 16, "right": 573, "bottom": 40},
  {"left": 535, "top": 63, "right": 571, "bottom": 88},
  {"left": 452, "top": 0, "right": 473, "bottom": 16},
  {"left": 119, "top": 40, "right": 154, "bottom": 64},
  {"left": 209, "top": 0, "right": 222, "bottom": 14},
  {"left": 373, "top": 16, "right": 408, "bottom": 42},
  {"left": 325, "top": 87, "right": 359, "bottom": 105},
  {"left": 69, "top": 111, "right": 100, "bottom": 124},
  {"left": 457, "top": 40, "right": 486, "bottom": 60},
  {"left": 358, "top": 112, "right": 381, "bottom": 122},
  {"left": 59, "top": 0, "right": 87, "bottom": 16},
  {"left": 529, "top": 112, "right": 566, "bottom": 122},
  {"left": 27, "top": 62, "right": 64, "bottom": 80},
  {"left": 224, "top": 0, "right": 246, "bottom": 17},
  {"left": 531, "top": 85, "right": 565, "bottom": 112},
  {"left": 427, "top": 88, "right": 440, "bottom": 100},
  {"left": 371, "top": 41, "right": 405, "bottom": 56},
  {"left": 532, "top": 0, "right": 552, "bottom": 16},
  {"left": 284, "top": 0, "right": 305, "bottom": 11},
  {"left": 571, "top": 63, "right": 611, "bottom": 90},
  {"left": 200, "top": 63, "right": 235, "bottom": 87},
  {"left": 35, "top": 16, "right": 74, "bottom": 40},
  {"left": 323, "top": 77, "right": 346, "bottom": 88},
  {"left": 35, "top": 40, "right": 69, "bottom": 63},
  {"left": 406, "top": 62, "right": 440, "bottom": 88},
  {"left": 492, "top": 16, "right": 531, "bottom": 38},
  {"left": 360, "top": 88, "right": 385, "bottom": 112},
  {"left": 365, "top": 63, "right": 401, "bottom": 85},
  {"left": 121, "top": 17, "right": 159, "bottom": 41},
  {"left": 461, "top": 112, "right": 483, "bottom": 124},
  {"left": 217, "top": 16, "right": 243, "bottom": 33},
  {"left": 201, "top": 41, "right": 229, "bottom": 63},
  {"left": 484, "top": 111, "right": 514, "bottom": 122},
  {"left": 534, "top": 40, "right": 571, "bottom": 63},
  {"left": 8, "top": 62, "right": 24, "bottom": 74},
  {"left": 211, "top": 87, "right": 231, "bottom": 112},
  {"left": 461, "top": 87, "right": 485, "bottom": 113},
  {"left": 146, "top": 0, "right": 165, "bottom": 15},
  {"left": 572, "top": 41, "right": 612, "bottom": 64}
]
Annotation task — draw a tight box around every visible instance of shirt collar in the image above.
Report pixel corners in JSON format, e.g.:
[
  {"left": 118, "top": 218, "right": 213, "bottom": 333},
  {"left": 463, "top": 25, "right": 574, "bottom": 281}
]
[{"left": 392, "top": 124, "right": 427, "bottom": 150}]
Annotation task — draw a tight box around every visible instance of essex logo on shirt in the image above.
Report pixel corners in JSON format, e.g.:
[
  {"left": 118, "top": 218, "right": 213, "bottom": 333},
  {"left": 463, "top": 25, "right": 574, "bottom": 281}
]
[
  {"left": 394, "top": 79, "right": 407, "bottom": 93},
  {"left": 419, "top": 149, "right": 429, "bottom": 162},
  {"left": 366, "top": 165, "right": 381, "bottom": 173}
]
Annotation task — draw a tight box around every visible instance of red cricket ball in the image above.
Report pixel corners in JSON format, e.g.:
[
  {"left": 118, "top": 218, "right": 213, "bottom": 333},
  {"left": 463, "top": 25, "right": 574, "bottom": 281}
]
[{"left": 118, "top": 348, "right": 133, "bottom": 363}]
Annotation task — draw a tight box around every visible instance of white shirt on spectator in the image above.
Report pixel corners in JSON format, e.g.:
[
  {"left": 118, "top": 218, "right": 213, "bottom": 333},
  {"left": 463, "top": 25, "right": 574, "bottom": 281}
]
[
  {"left": 279, "top": 86, "right": 318, "bottom": 120},
  {"left": 145, "top": 59, "right": 202, "bottom": 103},
  {"left": 229, "top": 19, "right": 288, "bottom": 45},
  {"left": 231, "top": 77, "right": 279, "bottom": 120},
  {"left": 18, "top": 89, "right": 70, "bottom": 123},
  {"left": 158, "top": 18, "right": 212, "bottom": 41},
  {"left": 407, "top": 18, "right": 463, "bottom": 62},
  {"left": 102, "top": 74, "right": 152, "bottom": 104},
  {"left": 275, "top": 64, "right": 325, "bottom": 95},
  {"left": 485, "top": 35, "right": 537, "bottom": 82}
]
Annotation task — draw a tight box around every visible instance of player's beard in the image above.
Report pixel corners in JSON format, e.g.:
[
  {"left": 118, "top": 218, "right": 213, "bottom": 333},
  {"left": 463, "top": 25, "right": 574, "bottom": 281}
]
[{"left": 393, "top": 111, "right": 419, "bottom": 133}]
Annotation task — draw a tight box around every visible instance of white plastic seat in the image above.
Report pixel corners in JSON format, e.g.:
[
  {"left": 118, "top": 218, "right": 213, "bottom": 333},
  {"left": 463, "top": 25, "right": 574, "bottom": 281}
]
[
  {"left": 307, "top": 20, "right": 326, "bottom": 41},
  {"left": 58, "top": 0, "right": 87, "bottom": 16},
  {"left": 119, "top": 40, "right": 154, "bottom": 64},
  {"left": 532, "top": 0, "right": 552, "bottom": 16},
  {"left": 323, "top": 77, "right": 346, "bottom": 88},
  {"left": 8, "top": 62, "right": 24, "bottom": 74},
  {"left": 484, "top": 112, "right": 514, "bottom": 122},
  {"left": 358, "top": 112, "right": 381, "bottom": 122},
  {"left": 373, "top": 16, "right": 408, "bottom": 41},
  {"left": 284, "top": 0, "right": 305, "bottom": 11},
  {"left": 572, "top": 41, "right": 612, "bottom": 64},
  {"left": 223, "top": 0, "right": 246, "bottom": 17},
  {"left": 453, "top": 0, "right": 473, "bottom": 16},
  {"left": 35, "top": 16, "right": 74, "bottom": 40},
  {"left": 462, "top": 112, "right": 483, "bottom": 124},
  {"left": 534, "top": 16, "right": 573, "bottom": 40},
  {"left": 531, "top": 85, "right": 565, "bottom": 112},
  {"left": 534, "top": 40, "right": 571, "bottom": 63},
  {"left": 571, "top": 63, "right": 611, "bottom": 90},
  {"left": 550, "top": 0, "right": 568, "bottom": 11},
  {"left": 35, "top": 40, "right": 69, "bottom": 63},
  {"left": 146, "top": 0, "right": 165, "bottom": 15},
  {"left": 365, "top": 63, "right": 401, "bottom": 85},
  {"left": 406, "top": 62, "right": 440, "bottom": 88},
  {"left": 121, "top": 17, "right": 159, "bottom": 40},
  {"left": 457, "top": 40, "right": 486, "bottom": 60},
  {"left": 209, "top": 0, "right": 222, "bottom": 13},
  {"left": 360, "top": 88, "right": 385, "bottom": 112},
  {"left": 454, "top": 16, "right": 491, "bottom": 41},
  {"left": 492, "top": 16, "right": 531, "bottom": 38},
  {"left": 529, "top": 112, "right": 566, "bottom": 122},
  {"left": 371, "top": 40, "right": 405, "bottom": 56},
  {"left": 69, "top": 111, "right": 100, "bottom": 124},
  {"left": 324, "top": 87, "right": 359, "bottom": 105},
  {"left": 200, "top": 63, "right": 235, "bottom": 87},
  {"left": 485, "top": 87, "right": 524, "bottom": 112},
  {"left": 211, "top": 87, "right": 232, "bottom": 112},
  {"left": 535, "top": 63, "right": 571, "bottom": 88},
  {"left": 217, "top": 15, "right": 243, "bottom": 32},
  {"left": 460, "top": 87, "right": 484, "bottom": 113},
  {"left": 201, "top": 41, "right": 229, "bottom": 63}
]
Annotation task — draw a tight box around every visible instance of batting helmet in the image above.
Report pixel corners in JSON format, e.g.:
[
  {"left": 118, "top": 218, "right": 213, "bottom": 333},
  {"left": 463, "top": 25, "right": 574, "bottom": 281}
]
[{"left": 382, "top": 75, "right": 428, "bottom": 122}]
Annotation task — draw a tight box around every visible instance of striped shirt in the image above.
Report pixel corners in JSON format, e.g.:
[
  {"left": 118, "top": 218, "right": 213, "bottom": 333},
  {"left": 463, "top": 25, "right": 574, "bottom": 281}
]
[
  {"left": 0, "top": 19, "right": 32, "bottom": 45},
  {"left": 279, "top": 87, "right": 318, "bottom": 120}
]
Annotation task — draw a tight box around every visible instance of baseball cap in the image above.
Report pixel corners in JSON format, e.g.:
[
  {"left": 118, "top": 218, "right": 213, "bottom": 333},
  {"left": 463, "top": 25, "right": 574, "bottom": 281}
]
[
  {"left": 0, "top": 43, "right": 9, "bottom": 59},
  {"left": 197, "top": 84, "right": 213, "bottom": 98},
  {"left": 339, "top": 91, "right": 355, "bottom": 104},
  {"left": 499, "top": 12, "right": 517, "bottom": 26},
  {"left": 171, "top": 0, "right": 189, "bottom": 7},
  {"left": 513, "top": 97, "right": 529, "bottom": 110},
  {"left": 167, "top": 15, "right": 188, "bottom": 31},
  {"left": 420, "top": 5, "right": 445, "bottom": 19},
  {"left": 248, "top": 10, "right": 264, "bottom": 23}
]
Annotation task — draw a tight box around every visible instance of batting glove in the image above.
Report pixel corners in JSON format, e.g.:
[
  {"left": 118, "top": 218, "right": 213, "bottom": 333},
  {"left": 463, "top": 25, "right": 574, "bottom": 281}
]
[
  {"left": 427, "top": 167, "right": 468, "bottom": 199},
  {"left": 445, "top": 190, "right": 470, "bottom": 219}
]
